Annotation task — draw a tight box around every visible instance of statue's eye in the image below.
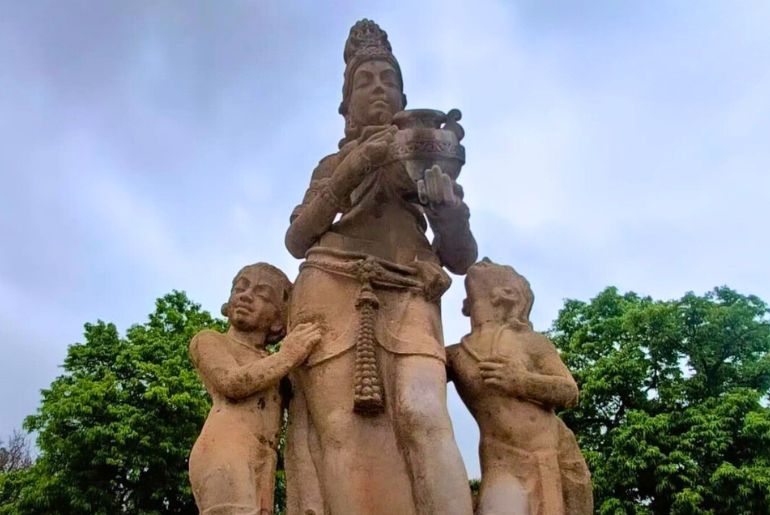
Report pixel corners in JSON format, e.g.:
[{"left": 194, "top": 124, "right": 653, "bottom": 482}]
[
  {"left": 354, "top": 70, "right": 373, "bottom": 88},
  {"left": 381, "top": 70, "right": 398, "bottom": 87}
]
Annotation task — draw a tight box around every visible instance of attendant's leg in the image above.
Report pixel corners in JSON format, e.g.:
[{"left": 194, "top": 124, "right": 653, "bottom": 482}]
[
  {"left": 556, "top": 419, "right": 593, "bottom": 515},
  {"left": 189, "top": 432, "right": 260, "bottom": 514},
  {"left": 391, "top": 354, "right": 474, "bottom": 515},
  {"left": 256, "top": 443, "right": 277, "bottom": 515},
  {"left": 477, "top": 466, "right": 529, "bottom": 515}
]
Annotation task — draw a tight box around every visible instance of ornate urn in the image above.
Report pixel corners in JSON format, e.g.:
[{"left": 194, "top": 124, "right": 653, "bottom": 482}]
[{"left": 390, "top": 108, "right": 465, "bottom": 203}]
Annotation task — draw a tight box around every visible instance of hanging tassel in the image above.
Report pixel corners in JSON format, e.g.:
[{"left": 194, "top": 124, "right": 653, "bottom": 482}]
[{"left": 353, "top": 259, "right": 385, "bottom": 414}]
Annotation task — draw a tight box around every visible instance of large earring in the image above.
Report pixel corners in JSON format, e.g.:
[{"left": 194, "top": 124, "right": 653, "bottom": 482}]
[
  {"left": 221, "top": 302, "right": 230, "bottom": 318},
  {"left": 268, "top": 320, "right": 286, "bottom": 344}
]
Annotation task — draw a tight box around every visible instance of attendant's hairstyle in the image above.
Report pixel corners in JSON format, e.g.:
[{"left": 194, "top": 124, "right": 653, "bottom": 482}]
[
  {"left": 464, "top": 258, "right": 534, "bottom": 330},
  {"left": 221, "top": 263, "right": 293, "bottom": 343}
]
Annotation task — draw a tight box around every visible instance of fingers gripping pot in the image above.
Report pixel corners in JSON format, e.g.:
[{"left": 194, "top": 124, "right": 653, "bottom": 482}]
[{"left": 390, "top": 108, "right": 465, "bottom": 204}]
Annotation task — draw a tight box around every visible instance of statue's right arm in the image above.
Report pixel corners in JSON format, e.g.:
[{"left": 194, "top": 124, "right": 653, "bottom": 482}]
[
  {"left": 285, "top": 156, "right": 344, "bottom": 258},
  {"left": 285, "top": 131, "right": 393, "bottom": 258},
  {"left": 189, "top": 332, "right": 306, "bottom": 400}
]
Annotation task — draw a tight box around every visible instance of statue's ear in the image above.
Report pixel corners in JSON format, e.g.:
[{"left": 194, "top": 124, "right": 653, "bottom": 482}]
[{"left": 491, "top": 287, "right": 517, "bottom": 307}]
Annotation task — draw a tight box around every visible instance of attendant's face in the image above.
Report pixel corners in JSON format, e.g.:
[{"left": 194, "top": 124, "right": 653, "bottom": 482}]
[
  {"left": 348, "top": 59, "right": 403, "bottom": 127},
  {"left": 464, "top": 273, "right": 498, "bottom": 326},
  {"left": 228, "top": 269, "right": 282, "bottom": 332}
]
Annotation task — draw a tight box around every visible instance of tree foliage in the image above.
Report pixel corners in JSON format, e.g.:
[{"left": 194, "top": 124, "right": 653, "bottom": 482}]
[
  {"left": 552, "top": 286, "right": 770, "bottom": 514},
  {"left": 0, "top": 432, "right": 32, "bottom": 474},
  {"left": 0, "top": 292, "right": 225, "bottom": 514},
  {"left": 3, "top": 286, "right": 769, "bottom": 514}
]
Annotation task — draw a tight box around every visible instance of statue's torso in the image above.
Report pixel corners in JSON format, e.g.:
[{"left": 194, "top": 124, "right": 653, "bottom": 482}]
[{"left": 448, "top": 328, "right": 561, "bottom": 453}]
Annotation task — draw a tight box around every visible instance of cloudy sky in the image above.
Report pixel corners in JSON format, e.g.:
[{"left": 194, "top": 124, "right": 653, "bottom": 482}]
[{"left": 1, "top": 0, "right": 768, "bottom": 477}]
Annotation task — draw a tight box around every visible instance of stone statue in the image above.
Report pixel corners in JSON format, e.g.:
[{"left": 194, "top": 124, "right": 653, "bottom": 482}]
[
  {"left": 446, "top": 259, "right": 593, "bottom": 515},
  {"left": 284, "top": 19, "right": 477, "bottom": 515},
  {"left": 188, "top": 263, "right": 322, "bottom": 515}
]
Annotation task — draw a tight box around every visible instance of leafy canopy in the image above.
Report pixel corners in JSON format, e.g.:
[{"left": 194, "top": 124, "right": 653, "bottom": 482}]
[
  {"left": 552, "top": 286, "right": 770, "bottom": 514},
  {"left": 0, "top": 292, "right": 225, "bottom": 514}
]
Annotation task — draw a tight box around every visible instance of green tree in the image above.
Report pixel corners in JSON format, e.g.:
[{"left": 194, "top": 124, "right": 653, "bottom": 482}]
[
  {"left": 552, "top": 286, "right": 770, "bottom": 514},
  {"left": 0, "top": 292, "right": 226, "bottom": 514}
]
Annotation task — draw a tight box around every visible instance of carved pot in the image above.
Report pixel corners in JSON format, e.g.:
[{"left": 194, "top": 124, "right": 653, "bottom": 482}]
[{"left": 390, "top": 108, "right": 465, "bottom": 182}]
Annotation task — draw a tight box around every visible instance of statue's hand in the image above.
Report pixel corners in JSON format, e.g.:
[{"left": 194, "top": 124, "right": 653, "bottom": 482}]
[
  {"left": 478, "top": 356, "right": 528, "bottom": 397},
  {"left": 331, "top": 126, "right": 396, "bottom": 197},
  {"left": 418, "top": 165, "right": 461, "bottom": 209},
  {"left": 282, "top": 322, "right": 323, "bottom": 364}
]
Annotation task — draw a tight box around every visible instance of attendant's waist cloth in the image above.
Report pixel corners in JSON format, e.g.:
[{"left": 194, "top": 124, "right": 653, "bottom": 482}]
[
  {"left": 289, "top": 245, "right": 451, "bottom": 367},
  {"left": 481, "top": 441, "right": 565, "bottom": 515}
]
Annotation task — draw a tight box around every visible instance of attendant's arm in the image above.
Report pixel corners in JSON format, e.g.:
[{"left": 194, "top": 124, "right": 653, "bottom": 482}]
[
  {"left": 479, "top": 335, "right": 578, "bottom": 409},
  {"left": 190, "top": 324, "right": 321, "bottom": 400},
  {"left": 445, "top": 343, "right": 461, "bottom": 384}
]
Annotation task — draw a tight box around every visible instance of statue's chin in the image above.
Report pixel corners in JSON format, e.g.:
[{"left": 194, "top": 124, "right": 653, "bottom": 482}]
[{"left": 372, "top": 109, "right": 393, "bottom": 125}]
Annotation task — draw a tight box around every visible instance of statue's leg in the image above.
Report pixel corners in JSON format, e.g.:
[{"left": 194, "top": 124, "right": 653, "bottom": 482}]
[
  {"left": 285, "top": 379, "right": 325, "bottom": 515},
  {"left": 300, "top": 352, "right": 415, "bottom": 515},
  {"left": 390, "top": 354, "right": 474, "bottom": 515}
]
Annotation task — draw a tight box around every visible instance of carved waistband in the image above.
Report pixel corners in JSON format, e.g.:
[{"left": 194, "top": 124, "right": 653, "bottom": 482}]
[{"left": 302, "top": 246, "right": 450, "bottom": 301}]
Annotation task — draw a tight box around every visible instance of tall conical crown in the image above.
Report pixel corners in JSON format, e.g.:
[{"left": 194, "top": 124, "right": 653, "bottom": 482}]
[{"left": 343, "top": 19, "right": 393, "bottom": 64}]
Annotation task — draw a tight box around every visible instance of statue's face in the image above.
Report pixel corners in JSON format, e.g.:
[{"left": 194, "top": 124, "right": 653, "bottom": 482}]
[
  {"left": 348, "top": 59, "right": 403, "bottom": 127},
  {"left": 227, "top": 269, "right": 282, "bottom": 332}
]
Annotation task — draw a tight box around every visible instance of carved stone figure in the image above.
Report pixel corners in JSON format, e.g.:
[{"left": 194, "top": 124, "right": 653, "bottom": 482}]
[
  {"left": 188, "top": 263, "right": 321, "bottom": 515},
  {"left": 284, "top": 19, "right": 477, "bottom": 515},
  {"left": 447, "top": 259, "right": 593, "bottom": 515}
]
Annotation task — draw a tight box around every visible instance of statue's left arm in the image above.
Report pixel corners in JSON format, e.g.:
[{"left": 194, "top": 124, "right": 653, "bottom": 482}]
[
  {"left": 427, "top": 201, "right": 478, "bottom": 275},
  {"left": 420, "top": 166, "right": 477, "bottom": 274}
]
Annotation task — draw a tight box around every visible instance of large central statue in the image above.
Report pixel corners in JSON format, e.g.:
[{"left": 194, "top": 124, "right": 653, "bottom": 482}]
[
  {"left": 283, "top": 18, "right": 477, "bottom": 515},
  {"left": 188, "top": 18, "right": 592, "bottom": 515}
]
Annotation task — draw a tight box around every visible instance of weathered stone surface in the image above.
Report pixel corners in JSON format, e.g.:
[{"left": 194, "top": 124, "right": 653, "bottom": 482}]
[
  {"left": 188, "top": 264, "right": 321, "bottom": 514},
  {"left": 447, "top": 259, "right": 593, "bottom": 515},
  {"left": 283, "top": 18, "right": 476, "bottom": 515},
  {"left": 189, "top": 18, "right": 592, "bottom": 515}
]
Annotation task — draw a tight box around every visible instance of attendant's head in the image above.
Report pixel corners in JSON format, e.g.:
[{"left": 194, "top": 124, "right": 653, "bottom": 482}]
[
  {"left": 339, "top": 19, "right": 407, "bottom": 141},
  {"left": 463, "top": 258, "right": 534, "bottom": 331},
  {"left": 221, "top": 263, "right": 292, "bottom": 343}
]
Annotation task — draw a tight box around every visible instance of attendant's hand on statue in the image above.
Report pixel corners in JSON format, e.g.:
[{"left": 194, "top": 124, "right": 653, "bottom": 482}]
[
  {"left": 331, "top": 126, "right": 396, "bottom": 197},
  {"left": 478, "top": 356, "right": 528, "bottom": 398},
  {"left": 281, "top": 322, "right": 323, "bottom": 364},
  {"left": 418, "top": 165, "right": 461, "bottom": 210}
]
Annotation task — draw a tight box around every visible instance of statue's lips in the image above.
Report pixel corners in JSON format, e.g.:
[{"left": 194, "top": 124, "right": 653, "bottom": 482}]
[{"left": 232, "top": 305, "right": 253, "bottom": 315}]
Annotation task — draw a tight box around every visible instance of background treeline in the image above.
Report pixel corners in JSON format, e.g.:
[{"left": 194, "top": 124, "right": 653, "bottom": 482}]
[{"left": 1, "top": 287, "right": 769, "bottom": 514}]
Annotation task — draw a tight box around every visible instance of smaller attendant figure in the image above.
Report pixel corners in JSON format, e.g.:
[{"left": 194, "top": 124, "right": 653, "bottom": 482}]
[
  {"left": 447, "top": 259, "right": 592, "bottom": 515},
  {"left": 188, "top": 263, "right": 322, "bottom": 515}
]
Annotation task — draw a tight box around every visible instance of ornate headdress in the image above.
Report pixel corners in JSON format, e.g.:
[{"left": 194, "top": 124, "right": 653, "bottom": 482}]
[{"left": 339, "top": 19, "right": 407, "bottom": 116}]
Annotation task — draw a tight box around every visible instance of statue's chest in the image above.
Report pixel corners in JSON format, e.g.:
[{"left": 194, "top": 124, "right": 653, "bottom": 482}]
[{"left": 461, "top": 331, "right": 532, "bottom": 369}]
